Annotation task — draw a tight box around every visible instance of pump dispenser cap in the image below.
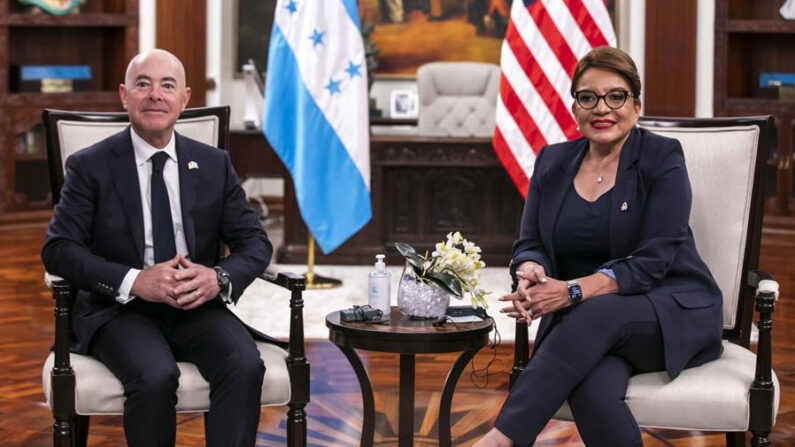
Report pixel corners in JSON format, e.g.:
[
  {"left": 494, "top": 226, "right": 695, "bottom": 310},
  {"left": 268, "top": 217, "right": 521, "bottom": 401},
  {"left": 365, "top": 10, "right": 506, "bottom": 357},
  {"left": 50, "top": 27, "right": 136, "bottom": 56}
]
[{"left": 375, "top": 254, "right": 386, "bottom": 271}]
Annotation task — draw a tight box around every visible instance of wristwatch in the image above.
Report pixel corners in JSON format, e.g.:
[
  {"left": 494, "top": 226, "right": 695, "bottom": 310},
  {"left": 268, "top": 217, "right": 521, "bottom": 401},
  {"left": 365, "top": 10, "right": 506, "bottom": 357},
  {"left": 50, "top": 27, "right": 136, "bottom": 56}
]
[
  {"left": 213, "top": 266, "right": 231, "bottom": 295},
  {"left": 566, "top": 280, "right": 583, "bottom": 306}
]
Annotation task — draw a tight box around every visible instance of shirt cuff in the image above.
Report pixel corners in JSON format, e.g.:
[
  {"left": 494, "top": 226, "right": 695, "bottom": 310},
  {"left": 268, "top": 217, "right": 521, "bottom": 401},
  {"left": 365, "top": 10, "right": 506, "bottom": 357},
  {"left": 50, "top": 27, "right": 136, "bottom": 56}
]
[
  {"left": 597, "top": 268, "right": 617, "bottom": 281},
  {"left": 116, "top": 268, "right": 141, "bottom": 304}
]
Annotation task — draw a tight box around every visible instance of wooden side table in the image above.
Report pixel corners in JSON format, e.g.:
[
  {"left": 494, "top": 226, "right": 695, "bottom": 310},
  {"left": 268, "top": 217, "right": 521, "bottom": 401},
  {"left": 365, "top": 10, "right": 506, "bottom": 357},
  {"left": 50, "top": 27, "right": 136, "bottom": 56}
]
[{"left": 326, "top": 307, "right": 493, "bottom": 446}]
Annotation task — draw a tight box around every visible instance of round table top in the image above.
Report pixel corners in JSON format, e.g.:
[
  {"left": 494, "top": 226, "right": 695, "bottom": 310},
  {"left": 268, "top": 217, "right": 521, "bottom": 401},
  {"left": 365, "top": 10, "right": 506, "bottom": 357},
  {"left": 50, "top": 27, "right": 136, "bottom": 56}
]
[{"left": 326, "top": 307, "right": 493, "bottom": 354}]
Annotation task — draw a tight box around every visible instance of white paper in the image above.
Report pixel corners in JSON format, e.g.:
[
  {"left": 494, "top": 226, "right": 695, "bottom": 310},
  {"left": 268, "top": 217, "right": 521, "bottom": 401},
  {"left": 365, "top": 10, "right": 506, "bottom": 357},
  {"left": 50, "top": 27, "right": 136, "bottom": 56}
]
[{"left": 448, "top": 315, "right": 484, "bottom": 323}]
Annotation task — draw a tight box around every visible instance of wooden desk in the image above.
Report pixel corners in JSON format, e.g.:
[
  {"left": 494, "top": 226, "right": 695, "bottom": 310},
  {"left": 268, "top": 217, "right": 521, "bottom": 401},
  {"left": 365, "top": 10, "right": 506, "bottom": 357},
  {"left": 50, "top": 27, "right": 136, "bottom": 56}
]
[
  {"left": 326, "top": 308, "right": 493, "bottom": 447},
  {"left": 228, "top": 130, "right": 287, "bottom": 180},
  {"left": 278, "top": 135, "right": 524, "bottom": 266}
]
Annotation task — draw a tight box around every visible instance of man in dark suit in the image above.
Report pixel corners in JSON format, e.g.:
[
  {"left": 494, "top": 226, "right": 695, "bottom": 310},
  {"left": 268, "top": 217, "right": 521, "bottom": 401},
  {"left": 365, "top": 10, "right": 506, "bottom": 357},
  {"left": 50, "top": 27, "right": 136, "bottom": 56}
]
[{"left": 42, "top": 49, "right": 271, "bottom": 446}]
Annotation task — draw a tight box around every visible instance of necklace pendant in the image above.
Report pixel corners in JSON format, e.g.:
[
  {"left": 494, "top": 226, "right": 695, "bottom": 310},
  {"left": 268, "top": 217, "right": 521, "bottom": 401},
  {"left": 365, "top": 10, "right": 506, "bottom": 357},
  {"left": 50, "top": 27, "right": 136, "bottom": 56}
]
[{"left": 596, "top": 175, "right": 603, "bottom": 184}]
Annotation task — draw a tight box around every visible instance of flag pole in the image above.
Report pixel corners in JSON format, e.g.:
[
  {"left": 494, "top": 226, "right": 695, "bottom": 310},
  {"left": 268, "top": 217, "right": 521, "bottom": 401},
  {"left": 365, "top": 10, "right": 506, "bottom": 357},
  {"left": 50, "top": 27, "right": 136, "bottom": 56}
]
[{"left": 305, "top": 233, "right": 342, "bottom": 289}]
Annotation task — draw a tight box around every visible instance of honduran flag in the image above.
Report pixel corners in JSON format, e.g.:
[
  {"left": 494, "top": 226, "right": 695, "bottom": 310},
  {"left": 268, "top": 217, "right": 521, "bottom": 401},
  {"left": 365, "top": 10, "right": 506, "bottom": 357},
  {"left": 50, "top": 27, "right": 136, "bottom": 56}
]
[{"left": 263, "top": 0, "right": 371, "bottom": 253}]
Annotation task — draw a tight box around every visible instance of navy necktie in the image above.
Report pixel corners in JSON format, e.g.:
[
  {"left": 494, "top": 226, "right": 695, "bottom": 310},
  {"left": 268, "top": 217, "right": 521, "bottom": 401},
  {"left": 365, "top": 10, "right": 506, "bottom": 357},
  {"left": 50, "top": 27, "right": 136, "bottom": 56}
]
[{"left": 150, "top": 152, "right": 176, "bottom": 263}]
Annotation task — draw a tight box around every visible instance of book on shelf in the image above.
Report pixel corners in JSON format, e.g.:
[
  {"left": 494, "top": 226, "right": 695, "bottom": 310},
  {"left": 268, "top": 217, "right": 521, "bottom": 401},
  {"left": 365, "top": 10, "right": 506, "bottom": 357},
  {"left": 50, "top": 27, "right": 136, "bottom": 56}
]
[
  {"left": 9, "top": 65, "right": 93, "bottom": 93},
  {"left": 759, "top": 73, "right": 795, "bottom": 88}
]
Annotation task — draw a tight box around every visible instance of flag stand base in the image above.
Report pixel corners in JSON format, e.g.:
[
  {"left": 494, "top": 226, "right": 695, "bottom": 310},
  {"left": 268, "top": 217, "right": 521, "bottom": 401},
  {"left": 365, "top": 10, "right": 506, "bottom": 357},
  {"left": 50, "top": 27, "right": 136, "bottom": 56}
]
[{"left": 304, "top": 272, "right": 343, "bottom": 290}]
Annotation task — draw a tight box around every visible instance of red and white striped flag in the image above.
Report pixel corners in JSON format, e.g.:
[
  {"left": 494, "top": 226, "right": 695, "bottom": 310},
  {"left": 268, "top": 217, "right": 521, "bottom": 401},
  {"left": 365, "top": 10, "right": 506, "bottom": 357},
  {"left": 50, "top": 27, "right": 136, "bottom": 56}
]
[{"left": 493, "top": 0, "right": 616, "bottom": 197}]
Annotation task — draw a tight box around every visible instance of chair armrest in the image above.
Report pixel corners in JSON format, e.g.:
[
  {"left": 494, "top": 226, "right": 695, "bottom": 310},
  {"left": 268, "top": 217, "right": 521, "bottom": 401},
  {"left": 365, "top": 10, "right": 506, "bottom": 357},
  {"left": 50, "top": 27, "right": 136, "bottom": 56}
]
[
  {"left": 749, "top": 270, "right": 777, "bottom": 436},
  {"left": 44, "top": 271, "right": 65, "bottom": 289},
  {"left": 757, "top": 279, "right": 779, "bottom": 302},
  {"left": 510, "top": 279, "right": 530, "bottom": 389},
  {"left": 258, "top": 265, "right": 306, "bottom": 292},
  {"left": 258, "top": 266, "right": 310, "bottom": 410},
  {"left": 48, "top": 278, "right": 77, "bottom": 419},
  {"left": 748, "top": 269, "right": 776, "bottom": 292}
]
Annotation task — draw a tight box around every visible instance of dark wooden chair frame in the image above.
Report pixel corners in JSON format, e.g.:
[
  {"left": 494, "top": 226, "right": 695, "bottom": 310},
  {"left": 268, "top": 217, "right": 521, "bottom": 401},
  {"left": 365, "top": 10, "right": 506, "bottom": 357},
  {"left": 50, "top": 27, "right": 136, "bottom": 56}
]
[
  {"left": 510, "top": 116, "right": 778, "bottom": 447},
  {"left": 42, "top": 107, "right": 310, "bottom": 447}
]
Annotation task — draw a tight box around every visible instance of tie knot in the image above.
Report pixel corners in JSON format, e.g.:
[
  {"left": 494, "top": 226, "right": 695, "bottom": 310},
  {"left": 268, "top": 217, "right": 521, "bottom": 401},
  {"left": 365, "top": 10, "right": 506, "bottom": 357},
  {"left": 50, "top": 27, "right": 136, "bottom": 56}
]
[{"left": 150, "top": 151, "right": 170, "bottom": 173}]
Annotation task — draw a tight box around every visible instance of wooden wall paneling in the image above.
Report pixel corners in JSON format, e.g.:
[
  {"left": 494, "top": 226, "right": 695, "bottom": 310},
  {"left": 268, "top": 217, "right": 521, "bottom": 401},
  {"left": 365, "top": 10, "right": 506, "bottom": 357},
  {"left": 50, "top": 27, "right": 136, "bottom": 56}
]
[
  {"left": 0, "top": 18, "right": 7, "bottom": 97},
  {"left": 644, "top": 0, "right": 697, "bottom": 117},
  {"left": 728, "top": 0, "right": 783, "bottom": 20},
  {"left": 156, "top": 0, "right": 207, "bottom": 107}
]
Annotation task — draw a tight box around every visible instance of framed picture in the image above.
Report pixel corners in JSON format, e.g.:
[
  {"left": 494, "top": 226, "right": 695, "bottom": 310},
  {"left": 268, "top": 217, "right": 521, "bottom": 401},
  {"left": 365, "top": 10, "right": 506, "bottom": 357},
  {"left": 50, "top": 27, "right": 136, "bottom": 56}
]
[
  {"left": 389, "top": 89, "right": 418, "bottom": 118},
  {"left": 360, "top": 0, "right": 506, "bottom": 75},
  {"left": 236, "top": 0, "right": 277, "bottom": 75},
  {"left": 358, "top": 0, "right": 617, "bottom": 75}
]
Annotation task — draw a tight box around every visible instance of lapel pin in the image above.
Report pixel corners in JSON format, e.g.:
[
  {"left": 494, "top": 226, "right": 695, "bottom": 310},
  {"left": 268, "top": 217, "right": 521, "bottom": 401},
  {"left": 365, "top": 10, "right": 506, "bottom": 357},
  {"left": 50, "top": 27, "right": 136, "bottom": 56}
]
[
  {"left": 188, "top": 161, "right": 199, "bottom": 170},
  {"left": 620, "top": 201, "right": 628, "bottom": 211}
]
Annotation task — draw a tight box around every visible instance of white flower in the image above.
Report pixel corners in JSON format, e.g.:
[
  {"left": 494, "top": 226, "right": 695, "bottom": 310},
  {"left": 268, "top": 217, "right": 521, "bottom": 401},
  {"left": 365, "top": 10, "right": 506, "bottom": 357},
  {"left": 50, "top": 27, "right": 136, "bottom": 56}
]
[
  {"left": 447, "top": 231, "right": 463, "bottom": 245},
  {"left": 403, "top": 232, "right": 490, "bottom": 307},
  {"left": 464, "top": 240, "right": 481, "bottom": 255}
]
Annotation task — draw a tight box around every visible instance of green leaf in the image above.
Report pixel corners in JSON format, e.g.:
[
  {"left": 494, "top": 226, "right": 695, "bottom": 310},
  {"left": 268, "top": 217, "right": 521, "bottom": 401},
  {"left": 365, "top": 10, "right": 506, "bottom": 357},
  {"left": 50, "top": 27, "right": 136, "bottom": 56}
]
[
  {"left": 394, "top": 242, "right": 417, "bottom": 258},
  {"left": 426, "top": 271, "right": 463, "bottom": 298},
  {"left": 395, "top": 242, "right": 425, "bottom": 275},
  {"left": 406, "top": 259, "right": 425, "bottom": 276}
]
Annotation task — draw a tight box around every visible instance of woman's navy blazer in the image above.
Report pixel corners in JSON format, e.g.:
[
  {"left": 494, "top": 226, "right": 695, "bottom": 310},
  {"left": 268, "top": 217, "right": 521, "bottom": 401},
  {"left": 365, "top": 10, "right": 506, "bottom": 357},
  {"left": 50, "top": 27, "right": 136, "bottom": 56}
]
[{"left": 511, "top": 127, "right": 724, "bottom": 379}]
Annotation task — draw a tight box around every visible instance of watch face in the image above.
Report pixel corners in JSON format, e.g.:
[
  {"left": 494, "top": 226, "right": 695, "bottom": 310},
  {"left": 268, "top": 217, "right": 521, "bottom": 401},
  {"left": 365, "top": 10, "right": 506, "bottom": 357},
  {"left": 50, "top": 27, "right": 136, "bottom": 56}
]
[
  {"left": 216, "top": 268, "right": 230, "bottom": 289},
  {"left": 568, "top": 283, "right": 583, "bottom": 304}
]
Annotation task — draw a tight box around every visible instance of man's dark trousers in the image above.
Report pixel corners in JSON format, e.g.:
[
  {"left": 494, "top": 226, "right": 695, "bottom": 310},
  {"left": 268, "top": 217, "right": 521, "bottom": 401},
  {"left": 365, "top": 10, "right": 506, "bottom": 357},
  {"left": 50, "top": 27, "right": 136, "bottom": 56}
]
[{"left": 89, "top": 300, "right": 265, "bottom": 446}]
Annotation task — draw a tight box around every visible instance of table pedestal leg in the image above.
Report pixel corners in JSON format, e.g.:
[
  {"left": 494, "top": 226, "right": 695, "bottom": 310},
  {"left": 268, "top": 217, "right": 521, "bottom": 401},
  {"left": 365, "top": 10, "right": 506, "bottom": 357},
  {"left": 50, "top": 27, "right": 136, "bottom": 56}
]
[
  {"left": 399, "top": 354, "right": 415, "bottom": 447},
  {"left": 439, "top": 348, "right": 481, "bottom": 447},
  {"left": 335, "top": 345, "right": 375, "bottom": 447}
]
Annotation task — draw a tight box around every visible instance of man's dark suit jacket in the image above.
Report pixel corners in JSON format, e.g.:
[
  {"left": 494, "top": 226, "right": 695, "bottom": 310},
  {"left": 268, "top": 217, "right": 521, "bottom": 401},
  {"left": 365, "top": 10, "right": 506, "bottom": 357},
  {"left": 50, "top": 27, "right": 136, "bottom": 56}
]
[
  {"left": 42, "top": 127, "right": 285, "bottom": 353},
  {"left": 511, "top": 127, "right": 724, "bottom": 379}
]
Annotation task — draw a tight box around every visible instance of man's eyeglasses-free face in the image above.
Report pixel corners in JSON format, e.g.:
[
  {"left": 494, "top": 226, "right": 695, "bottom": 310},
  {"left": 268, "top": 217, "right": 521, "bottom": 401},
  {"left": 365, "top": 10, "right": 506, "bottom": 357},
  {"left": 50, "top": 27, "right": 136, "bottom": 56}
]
[{"left": 573, "top": 89, "right": 634, "bottom": 110}]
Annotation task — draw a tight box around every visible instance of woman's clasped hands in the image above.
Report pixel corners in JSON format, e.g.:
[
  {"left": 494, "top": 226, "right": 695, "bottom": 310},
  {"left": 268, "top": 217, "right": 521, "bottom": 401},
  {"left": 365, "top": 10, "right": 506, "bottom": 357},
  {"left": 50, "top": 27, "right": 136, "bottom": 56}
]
[{"left": 500, "top": 262, "right": 571, "bottom": 323}]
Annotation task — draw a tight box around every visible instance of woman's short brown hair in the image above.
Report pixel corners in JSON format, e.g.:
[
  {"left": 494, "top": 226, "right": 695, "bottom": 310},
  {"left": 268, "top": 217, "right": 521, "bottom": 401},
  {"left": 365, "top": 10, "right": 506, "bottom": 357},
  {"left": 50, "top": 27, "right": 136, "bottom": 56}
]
[{"left": 570, "top": 46, "right": 641, "bottom": 102}]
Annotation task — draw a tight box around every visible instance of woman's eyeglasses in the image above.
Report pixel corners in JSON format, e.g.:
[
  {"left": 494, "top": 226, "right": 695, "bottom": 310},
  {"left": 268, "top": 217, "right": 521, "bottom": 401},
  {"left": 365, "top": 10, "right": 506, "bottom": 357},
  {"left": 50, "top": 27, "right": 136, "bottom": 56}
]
[{"left": 573, "top": 89, "right": 633, "bottom": 110}]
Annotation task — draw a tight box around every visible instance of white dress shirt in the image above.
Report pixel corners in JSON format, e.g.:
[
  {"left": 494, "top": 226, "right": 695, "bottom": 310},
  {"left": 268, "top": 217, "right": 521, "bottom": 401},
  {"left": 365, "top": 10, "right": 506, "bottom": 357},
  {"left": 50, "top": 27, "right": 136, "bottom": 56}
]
[{"left": 115, "top": 128, "right": 189, "bottom": 303}]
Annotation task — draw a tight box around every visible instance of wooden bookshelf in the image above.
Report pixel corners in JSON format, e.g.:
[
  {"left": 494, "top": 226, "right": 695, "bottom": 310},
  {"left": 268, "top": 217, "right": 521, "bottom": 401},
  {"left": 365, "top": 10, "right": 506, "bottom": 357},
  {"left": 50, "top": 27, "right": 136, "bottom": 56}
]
[
  {"left": 714, "top": 0, "right": 795, "bottom": 215},
  {"left": 0, "top": 0, "right": 138, "bottom": 214}
]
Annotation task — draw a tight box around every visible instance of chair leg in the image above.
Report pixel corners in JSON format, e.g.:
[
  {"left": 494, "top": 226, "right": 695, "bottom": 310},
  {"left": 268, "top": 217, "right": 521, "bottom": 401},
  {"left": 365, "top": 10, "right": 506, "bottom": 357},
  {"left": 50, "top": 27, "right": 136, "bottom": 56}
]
[
  {"left": 73, "top": 415, "right": 89, "bottom": 447},
  {"left": 726, "top": 431, "right": 746, "bottom": 447},
  {"left": 52, "top": 415, "right": 73, "bottom": 447},
  {"left": 287, "top": 404, "right": 307, "bottom": 447},
  {"left": 750, "top": 430, "right": 772, "bottom": 447}
]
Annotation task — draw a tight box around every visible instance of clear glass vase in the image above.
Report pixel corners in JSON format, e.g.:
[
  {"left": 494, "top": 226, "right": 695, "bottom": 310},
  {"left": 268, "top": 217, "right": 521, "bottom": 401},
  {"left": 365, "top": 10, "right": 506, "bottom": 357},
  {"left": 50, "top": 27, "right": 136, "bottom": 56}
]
[{"left": 397, "top": 262, "right": 451, "bottom": 319}]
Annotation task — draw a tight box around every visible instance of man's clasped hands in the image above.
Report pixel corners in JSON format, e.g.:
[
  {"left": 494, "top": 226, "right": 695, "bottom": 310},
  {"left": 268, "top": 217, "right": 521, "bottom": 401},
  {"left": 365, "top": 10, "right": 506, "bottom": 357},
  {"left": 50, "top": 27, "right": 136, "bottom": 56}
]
[{"left": 131, "top": 254, "right": 221, "bottom": 310}]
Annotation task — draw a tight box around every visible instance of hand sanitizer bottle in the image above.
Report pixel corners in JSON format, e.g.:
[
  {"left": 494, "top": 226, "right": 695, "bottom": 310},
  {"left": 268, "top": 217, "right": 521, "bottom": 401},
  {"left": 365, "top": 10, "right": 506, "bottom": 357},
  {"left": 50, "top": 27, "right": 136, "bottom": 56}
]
[{"left": 368, "top": 254, "right": 391, "bottom": 321}]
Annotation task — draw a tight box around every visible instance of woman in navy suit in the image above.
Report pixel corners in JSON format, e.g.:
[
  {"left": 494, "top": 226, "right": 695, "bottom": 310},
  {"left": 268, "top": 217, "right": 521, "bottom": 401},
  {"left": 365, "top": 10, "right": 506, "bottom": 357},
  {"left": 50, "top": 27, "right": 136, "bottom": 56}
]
[{"left": 475, "top": 47, "right": 723, "bottom": 446}]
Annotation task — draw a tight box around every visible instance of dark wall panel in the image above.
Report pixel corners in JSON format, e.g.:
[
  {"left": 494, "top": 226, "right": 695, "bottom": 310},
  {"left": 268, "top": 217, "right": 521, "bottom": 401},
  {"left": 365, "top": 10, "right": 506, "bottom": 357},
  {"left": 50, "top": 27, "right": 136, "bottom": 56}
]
[
  {"left": 156, "top": 0, "right": 207, "bottom": 107},
  {"left": 644, "top": 0, "right": 697, "bottom": 117}
]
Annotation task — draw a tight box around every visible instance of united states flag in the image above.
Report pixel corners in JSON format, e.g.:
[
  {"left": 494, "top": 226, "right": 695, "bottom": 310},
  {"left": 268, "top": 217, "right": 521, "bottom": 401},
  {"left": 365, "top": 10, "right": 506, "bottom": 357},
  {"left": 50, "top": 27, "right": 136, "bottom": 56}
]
[{"left": 493, "top": 0, "right": 616, "bottom": 197}]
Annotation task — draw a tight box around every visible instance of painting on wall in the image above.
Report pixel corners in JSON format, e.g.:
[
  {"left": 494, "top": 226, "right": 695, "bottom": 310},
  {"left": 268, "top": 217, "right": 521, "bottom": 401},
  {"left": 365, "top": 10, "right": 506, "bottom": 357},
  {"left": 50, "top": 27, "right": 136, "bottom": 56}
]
[
  {"left": 359, "top": 0, "right": 508, "bottom": 75},
  {"left": 236, "top": 0, "right": 277, "bottom": 75},
  {"left": 237, "top": 0, "right": 617, "bottom": 77}
]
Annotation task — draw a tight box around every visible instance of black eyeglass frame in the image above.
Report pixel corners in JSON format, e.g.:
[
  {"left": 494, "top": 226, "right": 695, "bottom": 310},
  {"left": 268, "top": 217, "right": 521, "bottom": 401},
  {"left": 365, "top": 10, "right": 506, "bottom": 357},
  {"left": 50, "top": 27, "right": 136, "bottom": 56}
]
[{"left": 572, "top": 89, "right": 634, "bottom": 110}]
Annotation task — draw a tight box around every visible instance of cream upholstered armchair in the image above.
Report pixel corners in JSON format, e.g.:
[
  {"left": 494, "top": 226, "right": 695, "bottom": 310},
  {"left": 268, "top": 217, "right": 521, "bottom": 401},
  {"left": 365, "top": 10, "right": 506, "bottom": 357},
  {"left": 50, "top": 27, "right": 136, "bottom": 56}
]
[
  {"left": 416, "top": 61, "right": 500, "bottom": 137},
  {"left": 41, "top": 107, "right": 309, "bottom": 446},
  {"left": 512, "top": 116, "right": 780, "bottom": 446}
]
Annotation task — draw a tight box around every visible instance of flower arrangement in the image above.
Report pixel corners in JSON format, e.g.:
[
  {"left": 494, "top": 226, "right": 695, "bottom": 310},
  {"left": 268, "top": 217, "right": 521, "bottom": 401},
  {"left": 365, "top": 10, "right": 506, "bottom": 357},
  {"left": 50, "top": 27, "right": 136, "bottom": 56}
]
[{"left": 395, "top": 232, "right": 490, "bottom": 309}]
